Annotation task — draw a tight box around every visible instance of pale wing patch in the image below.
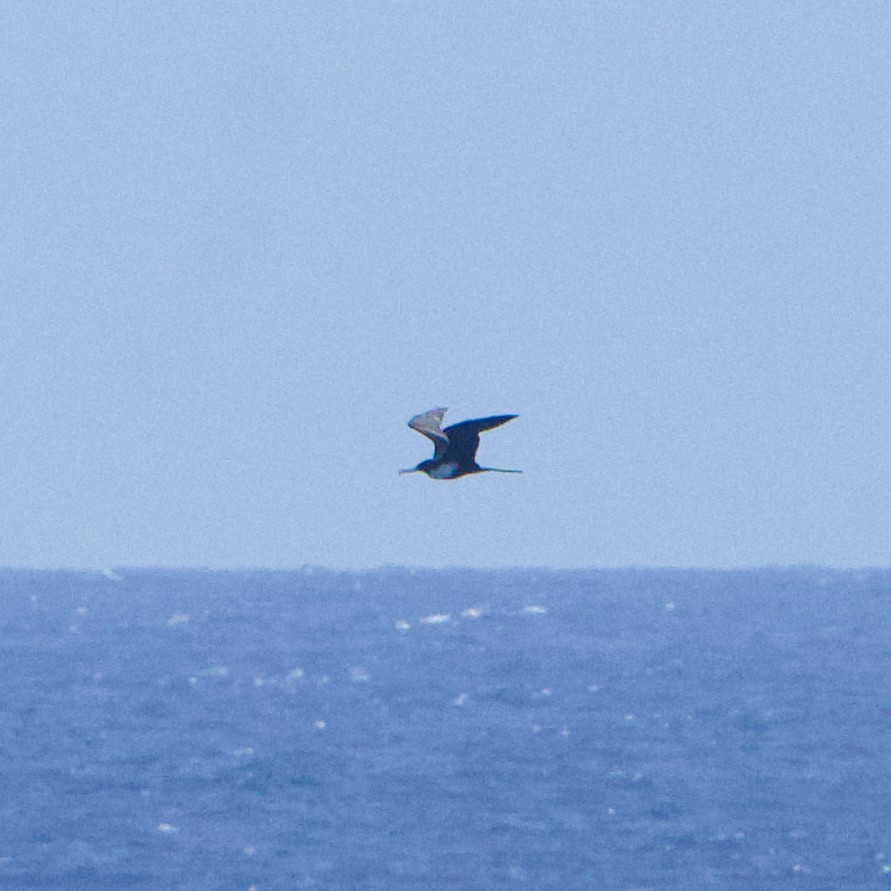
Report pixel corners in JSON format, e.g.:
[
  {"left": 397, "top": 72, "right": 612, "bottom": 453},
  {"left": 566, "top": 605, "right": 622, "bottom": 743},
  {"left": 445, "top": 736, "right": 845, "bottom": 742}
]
[{"left": 407, "top": 407, "right": 449, "bottom": 457}]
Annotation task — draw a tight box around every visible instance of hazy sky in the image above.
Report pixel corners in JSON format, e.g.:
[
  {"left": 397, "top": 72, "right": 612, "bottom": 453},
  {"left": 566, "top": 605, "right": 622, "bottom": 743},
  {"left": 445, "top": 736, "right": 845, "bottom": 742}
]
[{"left": 2, "top": 2, "right": 889, "bottom": 569}]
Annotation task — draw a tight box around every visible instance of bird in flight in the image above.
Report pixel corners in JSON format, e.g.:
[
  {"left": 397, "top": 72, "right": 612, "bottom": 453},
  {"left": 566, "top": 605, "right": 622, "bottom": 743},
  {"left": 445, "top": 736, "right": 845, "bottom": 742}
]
[{"left": 400, "top": 408, "right": 520, "bottom": 480}]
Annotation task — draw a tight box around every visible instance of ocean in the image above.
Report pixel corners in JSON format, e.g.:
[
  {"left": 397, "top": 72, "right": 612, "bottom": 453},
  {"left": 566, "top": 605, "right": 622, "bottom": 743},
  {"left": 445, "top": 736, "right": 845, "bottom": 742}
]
[{"left": 2, "top": 567, "right": 889, "bottom": 890}]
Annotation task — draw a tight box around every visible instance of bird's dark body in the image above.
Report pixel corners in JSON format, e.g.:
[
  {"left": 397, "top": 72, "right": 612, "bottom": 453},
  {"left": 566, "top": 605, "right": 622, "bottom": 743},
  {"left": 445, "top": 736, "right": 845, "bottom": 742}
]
[
  {"left": 438, "top": 416, "right": 517, "bottom": 478},
  {"left": 401, "top": 410, "right": 520, "bottom": 480}
]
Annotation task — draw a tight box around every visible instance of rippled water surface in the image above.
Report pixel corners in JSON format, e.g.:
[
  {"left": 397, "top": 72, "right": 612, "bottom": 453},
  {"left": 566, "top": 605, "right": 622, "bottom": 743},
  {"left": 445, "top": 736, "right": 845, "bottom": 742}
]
[{"left": 2, "top": 568, "right": 890, "bottom": 889}]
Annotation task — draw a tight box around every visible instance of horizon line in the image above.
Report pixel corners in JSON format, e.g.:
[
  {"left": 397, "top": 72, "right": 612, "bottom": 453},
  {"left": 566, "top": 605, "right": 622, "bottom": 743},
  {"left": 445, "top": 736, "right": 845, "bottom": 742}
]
[{"left": 0, "top": 563, "right": 889, "bottom": 575}]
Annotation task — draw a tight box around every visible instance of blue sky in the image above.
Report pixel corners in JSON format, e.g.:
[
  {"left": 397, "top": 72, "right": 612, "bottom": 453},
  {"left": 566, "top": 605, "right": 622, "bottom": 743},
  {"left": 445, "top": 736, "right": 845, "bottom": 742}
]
[{"left": 2, "top": 2, "right": 889, "bottom": 569}]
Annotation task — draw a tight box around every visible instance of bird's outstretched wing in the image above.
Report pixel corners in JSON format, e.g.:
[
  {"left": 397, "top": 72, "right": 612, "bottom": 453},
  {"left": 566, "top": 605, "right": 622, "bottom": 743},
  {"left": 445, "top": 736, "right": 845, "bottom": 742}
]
[
  {"left": 408, "top": 407, "right": 450, "bottom": 459},
  {"left": 443, "top": 415, "right": 518, "bottom": 464}
]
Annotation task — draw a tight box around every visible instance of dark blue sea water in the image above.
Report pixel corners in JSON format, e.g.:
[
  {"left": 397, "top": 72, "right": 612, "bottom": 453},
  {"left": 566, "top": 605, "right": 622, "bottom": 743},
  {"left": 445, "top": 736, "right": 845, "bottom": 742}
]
[{"left": 2, "top": 567, "right": 890, "bottom": 890}]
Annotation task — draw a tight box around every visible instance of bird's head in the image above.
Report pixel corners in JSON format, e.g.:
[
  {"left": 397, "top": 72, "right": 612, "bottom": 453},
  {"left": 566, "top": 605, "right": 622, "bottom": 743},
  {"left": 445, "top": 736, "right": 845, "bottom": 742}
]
[{"left": 398, "top": 460, "right": 436, "bottom": 476}]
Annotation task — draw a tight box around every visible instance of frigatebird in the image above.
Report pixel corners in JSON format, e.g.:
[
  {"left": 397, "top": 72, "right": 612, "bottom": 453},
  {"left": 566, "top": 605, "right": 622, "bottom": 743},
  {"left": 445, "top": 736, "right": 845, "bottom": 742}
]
[{"left": 400, "top": 408, "right": 520, "bottom": 479}]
